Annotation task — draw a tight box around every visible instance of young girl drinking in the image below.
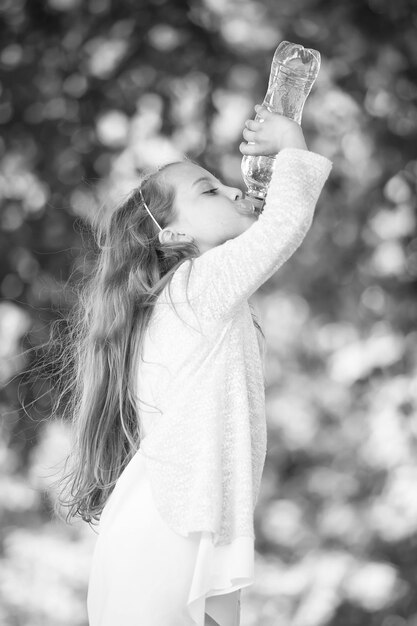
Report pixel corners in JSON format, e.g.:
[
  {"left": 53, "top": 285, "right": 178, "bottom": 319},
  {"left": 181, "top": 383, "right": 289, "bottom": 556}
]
[{"left": 57, "top": 104, "right": 332, "bottom": 626}]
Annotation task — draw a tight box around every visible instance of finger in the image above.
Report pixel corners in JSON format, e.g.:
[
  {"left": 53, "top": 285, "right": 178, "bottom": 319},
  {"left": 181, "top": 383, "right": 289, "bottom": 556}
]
[
  {"left": 242, "top": 127, "right": 257, "bottom": 142},
  {"left": 255, "top": 105, "right": 272, "bottom": 119},
  {"left": 244, "top": 119, "right": 264, "bottom": 131},
  {"left": 239, "top": 141, "right": 261, "bottom": 155}
]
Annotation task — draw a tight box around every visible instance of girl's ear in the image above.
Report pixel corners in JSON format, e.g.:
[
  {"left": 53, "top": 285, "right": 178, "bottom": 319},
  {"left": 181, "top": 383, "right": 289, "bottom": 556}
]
[
  {"left": 158, "top": 228, "right": 173, "bottom": 245},
  {"left": 158, "top": 229, "right": 192, "bottom": 245}
]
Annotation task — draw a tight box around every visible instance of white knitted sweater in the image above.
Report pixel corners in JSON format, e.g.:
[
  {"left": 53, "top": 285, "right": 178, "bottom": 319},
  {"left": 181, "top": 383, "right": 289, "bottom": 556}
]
[{"left": 137, "top": 147, "right": 333, "bottom": 547}]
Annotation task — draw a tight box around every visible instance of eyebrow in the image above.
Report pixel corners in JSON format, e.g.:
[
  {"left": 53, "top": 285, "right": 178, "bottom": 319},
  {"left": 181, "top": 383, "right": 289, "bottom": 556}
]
[{"left": 192, "top": 176, "right": 221, "bottom": 188}]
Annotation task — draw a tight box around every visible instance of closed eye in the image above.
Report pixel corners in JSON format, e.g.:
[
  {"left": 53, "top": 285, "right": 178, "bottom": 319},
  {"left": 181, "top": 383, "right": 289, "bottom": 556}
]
[{"left": 204, "top": 188, "right": 219, "bottom": 195}]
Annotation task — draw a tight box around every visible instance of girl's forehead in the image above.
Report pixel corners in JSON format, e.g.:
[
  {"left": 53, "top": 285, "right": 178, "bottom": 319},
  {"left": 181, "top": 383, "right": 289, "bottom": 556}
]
[{"left": 164, "top": 162, "right": 211, "bottom": 190}]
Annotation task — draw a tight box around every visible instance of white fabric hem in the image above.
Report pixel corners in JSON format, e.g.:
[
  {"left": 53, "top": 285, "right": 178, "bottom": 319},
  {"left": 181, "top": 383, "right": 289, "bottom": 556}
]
[{"left": 187, "top": 531, "right": 254, "bottom": 626}]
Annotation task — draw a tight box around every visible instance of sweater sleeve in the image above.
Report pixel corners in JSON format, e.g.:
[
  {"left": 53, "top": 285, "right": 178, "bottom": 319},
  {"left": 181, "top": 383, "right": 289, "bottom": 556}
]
[{"left": 171, "top": 147, "right": 333, "bottom": 322}]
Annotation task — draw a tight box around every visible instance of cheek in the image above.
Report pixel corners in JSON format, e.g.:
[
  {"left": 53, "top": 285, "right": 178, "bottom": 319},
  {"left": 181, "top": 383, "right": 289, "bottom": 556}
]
[
  {"left": 191, "top": 214, "right": 217, "bottom": 236},
  {"left": 192, "top": 203, "right": 233, "bottom": 235}
]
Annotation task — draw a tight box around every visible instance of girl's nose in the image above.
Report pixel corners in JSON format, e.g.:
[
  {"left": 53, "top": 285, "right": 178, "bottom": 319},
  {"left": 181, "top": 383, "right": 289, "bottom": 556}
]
[{"left": 231, "top": 187, "right": 243, "bottom": 200}]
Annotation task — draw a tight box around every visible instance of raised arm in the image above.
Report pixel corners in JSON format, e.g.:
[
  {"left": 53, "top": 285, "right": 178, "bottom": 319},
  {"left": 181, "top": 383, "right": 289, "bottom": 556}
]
[{"left": 169, "top": 147, "right": 332, "bottom": 323}]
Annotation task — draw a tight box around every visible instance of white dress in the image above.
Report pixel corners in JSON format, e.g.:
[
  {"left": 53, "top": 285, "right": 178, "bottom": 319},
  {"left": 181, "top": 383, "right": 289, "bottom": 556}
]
[
  {"left": 87, "top": 447, "right": 252, "bottom": 626},
  {"left": 86, "top": 148, "right": 333, "bottom": 626}
]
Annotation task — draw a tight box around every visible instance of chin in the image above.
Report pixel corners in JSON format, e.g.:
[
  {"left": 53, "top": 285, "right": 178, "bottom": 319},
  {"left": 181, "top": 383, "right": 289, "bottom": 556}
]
[{"left": 243, "top": 214, "right": 258, "bottom": 229}]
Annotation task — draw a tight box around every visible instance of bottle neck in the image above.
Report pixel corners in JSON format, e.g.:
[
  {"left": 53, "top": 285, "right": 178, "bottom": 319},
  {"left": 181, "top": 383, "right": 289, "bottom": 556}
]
[{"left": 246, "top": 192, "right": 265, "bottom": 214}]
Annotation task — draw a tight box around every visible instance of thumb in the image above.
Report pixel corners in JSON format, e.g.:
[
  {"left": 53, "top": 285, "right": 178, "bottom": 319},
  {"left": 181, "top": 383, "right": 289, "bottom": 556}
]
[{"left": 239, "top": 141, "right": 260, "bottom": 155}]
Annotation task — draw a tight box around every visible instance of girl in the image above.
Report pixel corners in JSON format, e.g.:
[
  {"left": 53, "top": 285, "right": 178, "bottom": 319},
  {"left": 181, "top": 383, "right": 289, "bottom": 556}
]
[{"left": 56, "top": 104, "right": 332, "bottom": 626}]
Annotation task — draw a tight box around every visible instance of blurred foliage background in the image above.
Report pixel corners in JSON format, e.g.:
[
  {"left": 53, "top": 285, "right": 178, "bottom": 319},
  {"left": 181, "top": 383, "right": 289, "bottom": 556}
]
[{"left": 1, "top": 0, "right": 417, "bottom": 624}]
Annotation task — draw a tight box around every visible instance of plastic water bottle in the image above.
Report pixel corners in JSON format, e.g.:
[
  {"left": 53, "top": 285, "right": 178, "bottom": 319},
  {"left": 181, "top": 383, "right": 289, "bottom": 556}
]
[{"left": 241, "top": 41, "right": 321, "bottom": 213}]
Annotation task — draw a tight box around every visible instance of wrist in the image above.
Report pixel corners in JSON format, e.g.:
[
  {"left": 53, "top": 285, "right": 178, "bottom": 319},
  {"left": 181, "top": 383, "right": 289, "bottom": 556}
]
[{"left": 280, "top": 132, "right": 308, "bottom": 152}]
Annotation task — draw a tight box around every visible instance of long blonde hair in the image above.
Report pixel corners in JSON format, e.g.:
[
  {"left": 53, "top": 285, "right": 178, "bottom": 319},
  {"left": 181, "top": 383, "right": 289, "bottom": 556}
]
[{"left": 39, "top": 160, "right": 264, "bottom": 526}]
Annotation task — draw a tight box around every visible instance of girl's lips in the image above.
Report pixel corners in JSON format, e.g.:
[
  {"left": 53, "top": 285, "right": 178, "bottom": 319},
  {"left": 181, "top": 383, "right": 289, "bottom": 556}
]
[{"left": 236, "top": 198, "right": 258, "bottom": 216}]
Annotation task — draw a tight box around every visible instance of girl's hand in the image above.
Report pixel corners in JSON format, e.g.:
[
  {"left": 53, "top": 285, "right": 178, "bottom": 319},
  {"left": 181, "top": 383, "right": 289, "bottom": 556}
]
[{"left": 239, "top": 104, "right": 308, "bottom": 156}]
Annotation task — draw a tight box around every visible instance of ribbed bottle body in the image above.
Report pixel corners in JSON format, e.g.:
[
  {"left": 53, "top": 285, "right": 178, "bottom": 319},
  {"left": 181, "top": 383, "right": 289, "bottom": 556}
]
[{"left": 241, "top": 41, "right": 321, "bottom": 207}]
